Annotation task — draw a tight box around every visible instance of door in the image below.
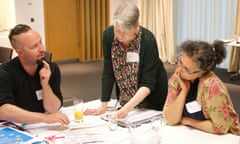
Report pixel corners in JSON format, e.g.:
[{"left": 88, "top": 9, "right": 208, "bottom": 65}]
[{"left": 44, "top": 0, "right": 79, "bottom": 62}]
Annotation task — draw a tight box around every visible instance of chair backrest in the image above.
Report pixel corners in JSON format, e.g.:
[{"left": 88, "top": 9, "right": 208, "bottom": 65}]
[
  {"left": 0, "top": 47, "right": 13, "bottom": 64},
  {"left": 44, "top": 51, "right": 52, "bottom": 62},
  {"left": 0, "top": 48, "right": 52, "bottom": 63}
]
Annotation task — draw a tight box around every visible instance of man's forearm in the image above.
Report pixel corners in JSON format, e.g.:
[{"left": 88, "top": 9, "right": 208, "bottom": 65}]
[
  {"left": 0, "top": 104, "right": 45, "bottom": 124},
  {"left": 42, "top": 84, "right": 61, "bottom": 113}
]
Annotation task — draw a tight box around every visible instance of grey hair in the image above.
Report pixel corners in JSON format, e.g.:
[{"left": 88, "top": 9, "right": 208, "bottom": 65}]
[{"left": 113, "top": 1, "right": 139, "bottom": 30}]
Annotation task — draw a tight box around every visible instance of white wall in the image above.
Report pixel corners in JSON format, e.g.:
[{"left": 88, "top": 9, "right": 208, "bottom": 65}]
[
  {"left": 0, "top": 0, "right": 15, "bottom": 29},
  {"left": 14, "top": 0, "right": 45, "bottom": 46},
  {"left": 0, "top": 0, "right": 16, "bottom": 56},
  {"left": 0, "top": 0, "right": 45, "bottom": 57}
]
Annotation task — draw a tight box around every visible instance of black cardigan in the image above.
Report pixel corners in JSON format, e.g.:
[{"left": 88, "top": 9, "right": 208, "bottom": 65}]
[{"left": 101, "top": 25, "right": 168, "bottom": 110}]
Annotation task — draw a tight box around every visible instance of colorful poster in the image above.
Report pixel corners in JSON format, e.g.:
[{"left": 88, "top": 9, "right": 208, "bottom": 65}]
[{"left": 0, "top": 127, "right": 33, "bottom": 144}]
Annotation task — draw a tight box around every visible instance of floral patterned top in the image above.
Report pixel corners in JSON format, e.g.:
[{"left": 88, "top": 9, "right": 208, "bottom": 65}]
[
  {"left": 111, "top": 31, "right": 141, "bottom": 106},
  {"left": 164, "top": 71, "right": 240, "bottom": 135}
]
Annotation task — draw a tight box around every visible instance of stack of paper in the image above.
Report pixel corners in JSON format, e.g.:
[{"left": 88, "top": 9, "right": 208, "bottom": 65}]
[{"left": 101, "top": 108, "right": 162, "bottom": 127}]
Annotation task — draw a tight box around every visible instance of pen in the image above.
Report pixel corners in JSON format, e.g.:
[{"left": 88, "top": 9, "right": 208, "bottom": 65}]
[
  {"left": 32, "top": 140, "right": 49, "bottom": 144},
  {"left": 45, "top": 135, "right": 65, "bottom": 141},
  {"left": 21, "top": 123, "right": 28, "bottom": 127},
  {"left": 82, "top": 140, "right": 104, "bottom": 144}
]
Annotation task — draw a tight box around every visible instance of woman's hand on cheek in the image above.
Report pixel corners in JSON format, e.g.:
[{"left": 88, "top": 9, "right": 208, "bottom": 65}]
[{"left": 176, "top": 69, "right": 190, "bottom": 94}]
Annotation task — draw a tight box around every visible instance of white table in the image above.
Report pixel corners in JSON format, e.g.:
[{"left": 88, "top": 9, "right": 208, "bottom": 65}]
[
  {"left": 228, "top": 41, "right": 240, "bottom": 47},
  {"left": 24, "top": 100, "right": 239, "bottom": 144}
]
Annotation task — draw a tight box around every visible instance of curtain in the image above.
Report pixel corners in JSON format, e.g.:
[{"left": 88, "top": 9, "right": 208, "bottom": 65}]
[
  {"left": 78, "top": 0, "right": 109, "bottom": 62},
  {"left": 140, "top": 0, "right": 176, "bottom": 64},
  {"left": 228, "top": 0, "right": 240, "bottom": 72},
  {"left": 173, "top": 0, "right": 237, "bottom": 68}
]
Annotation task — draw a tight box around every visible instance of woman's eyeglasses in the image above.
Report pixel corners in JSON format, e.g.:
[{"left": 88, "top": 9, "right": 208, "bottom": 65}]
[{"left": 176, "top": 55, "right": 202, "bottom": 75}]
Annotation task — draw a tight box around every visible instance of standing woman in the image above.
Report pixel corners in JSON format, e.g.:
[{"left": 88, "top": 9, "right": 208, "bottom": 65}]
[
  {"left": 84, "top": 1, "right": 168, "bottom": 118},
  {"left": 163, "top": 40, "right": 240, "bottom": 135}
]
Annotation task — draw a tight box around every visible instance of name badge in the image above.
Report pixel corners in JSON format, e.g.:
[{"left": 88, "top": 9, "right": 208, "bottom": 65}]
[
  {"left": 185, "top": 100, "right": 201, "bottom": 114},
  {"left": 126, "top": 52, "right": 139, "bottom": 63},
  {"left": 35, "top": 89, "right": 43, "bottom": 100}
]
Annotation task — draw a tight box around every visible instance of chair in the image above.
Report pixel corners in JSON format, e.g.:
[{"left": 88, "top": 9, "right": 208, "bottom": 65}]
[
  {"left": 44, "top": 51, "right": 52, "bottom": 62},
  {"left": 0, "top": 47, "right": 13, "bottom": 64}
]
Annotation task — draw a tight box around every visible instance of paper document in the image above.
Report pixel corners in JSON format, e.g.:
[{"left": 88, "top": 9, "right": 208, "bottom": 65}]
[{"left": 101, "top": 108, "right": 162, "bottom": 127}]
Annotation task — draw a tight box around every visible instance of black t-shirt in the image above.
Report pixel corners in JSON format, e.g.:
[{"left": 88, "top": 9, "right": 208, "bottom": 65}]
[
  {"left": 0, "top": 57, "right": 62, "bottom": 112},
  {"left": 183, "top": 79, "right": 206, "bottom": 120}
]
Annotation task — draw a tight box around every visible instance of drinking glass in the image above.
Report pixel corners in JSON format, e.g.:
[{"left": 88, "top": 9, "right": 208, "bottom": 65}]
[
  {"left": 73, "top": 98, "right": 84, "bottom": 123},
  {"left": 105, "top": 99, "right": 119, "bottom": 131},
  {"left": 150, "top": 115, "right": 166, "bottom": 144},
  {"left": 128, "top": 122, "right": 158, "bottom": 144},
  {"left": 106, "top": 107, "right": 118, "bottom": 131}
]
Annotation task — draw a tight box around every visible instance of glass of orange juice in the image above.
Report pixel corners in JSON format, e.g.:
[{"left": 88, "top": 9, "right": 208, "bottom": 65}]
[{"left": 73, "top": 98, "right": 84, "bottom": 123}]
